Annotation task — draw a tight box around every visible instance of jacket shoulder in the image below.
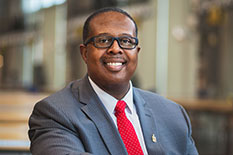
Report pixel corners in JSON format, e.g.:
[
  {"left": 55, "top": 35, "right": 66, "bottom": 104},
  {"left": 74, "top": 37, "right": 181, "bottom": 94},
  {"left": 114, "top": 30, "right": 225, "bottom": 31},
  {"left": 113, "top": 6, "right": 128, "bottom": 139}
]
[
  {"left": 42, "top": 80, "right": 81, "bottom": 105},
  {"left": 134, "top": 87, "right": 179, "bottom": 107}
]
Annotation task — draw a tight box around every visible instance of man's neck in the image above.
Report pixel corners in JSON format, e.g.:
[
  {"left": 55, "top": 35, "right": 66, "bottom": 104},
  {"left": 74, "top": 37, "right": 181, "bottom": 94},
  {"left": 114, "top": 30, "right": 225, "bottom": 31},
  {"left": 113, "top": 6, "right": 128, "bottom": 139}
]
[
  {"left": 88, "top": 76, "right": 130, "bottom": 100},
  {"left": 103, "top": 83, "right": 130, "bottom": 100}
]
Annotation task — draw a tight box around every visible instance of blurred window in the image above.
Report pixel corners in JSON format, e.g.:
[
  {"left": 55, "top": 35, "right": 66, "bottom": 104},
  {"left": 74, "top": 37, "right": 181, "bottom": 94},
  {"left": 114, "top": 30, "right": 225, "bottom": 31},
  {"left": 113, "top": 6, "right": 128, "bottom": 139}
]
[{"left": 22, "top": 0, "right": 66, "bottom": 13}]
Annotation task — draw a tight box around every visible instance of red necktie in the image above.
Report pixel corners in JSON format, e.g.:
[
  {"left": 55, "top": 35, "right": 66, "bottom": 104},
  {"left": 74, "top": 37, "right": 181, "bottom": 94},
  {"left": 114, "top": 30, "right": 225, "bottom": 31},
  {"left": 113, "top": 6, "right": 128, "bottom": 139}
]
[{"left": 115, "top": 100, "right": 144, "bottom": 155}]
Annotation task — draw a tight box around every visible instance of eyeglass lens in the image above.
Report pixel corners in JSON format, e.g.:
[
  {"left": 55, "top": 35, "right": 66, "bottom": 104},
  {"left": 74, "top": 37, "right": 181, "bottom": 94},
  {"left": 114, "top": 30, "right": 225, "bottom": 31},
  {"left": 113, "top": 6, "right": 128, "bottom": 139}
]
[{"left": 94, "top": 36, "right": 137, "bottom": 49}]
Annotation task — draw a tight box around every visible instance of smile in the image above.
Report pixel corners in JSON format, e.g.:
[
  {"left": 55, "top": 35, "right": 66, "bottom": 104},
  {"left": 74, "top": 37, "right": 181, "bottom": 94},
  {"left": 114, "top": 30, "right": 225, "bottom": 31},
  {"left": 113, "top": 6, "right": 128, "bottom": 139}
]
[
  {"left": 106, "top": 62, "right": 123, "bottom": 66},
  {"left": 103, "top": 61, "right": 126, "bottom": 72}
]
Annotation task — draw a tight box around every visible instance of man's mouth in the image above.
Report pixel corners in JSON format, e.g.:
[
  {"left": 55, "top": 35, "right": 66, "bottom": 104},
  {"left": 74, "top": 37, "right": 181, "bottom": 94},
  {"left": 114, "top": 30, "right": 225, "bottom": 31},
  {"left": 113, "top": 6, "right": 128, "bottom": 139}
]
[
  {"left": 103, "top": 61, "right": 127, "bottom": 72},
  {"left": 106, "top": 62, "right": 124, "bottom": 66}
]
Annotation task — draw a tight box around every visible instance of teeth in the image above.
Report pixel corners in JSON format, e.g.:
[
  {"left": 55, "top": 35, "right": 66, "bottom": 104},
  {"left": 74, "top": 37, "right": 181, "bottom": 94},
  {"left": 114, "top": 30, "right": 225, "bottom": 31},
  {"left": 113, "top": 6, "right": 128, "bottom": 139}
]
[{"left": 107, "top": 62, "right": 122, "bottom": 66}]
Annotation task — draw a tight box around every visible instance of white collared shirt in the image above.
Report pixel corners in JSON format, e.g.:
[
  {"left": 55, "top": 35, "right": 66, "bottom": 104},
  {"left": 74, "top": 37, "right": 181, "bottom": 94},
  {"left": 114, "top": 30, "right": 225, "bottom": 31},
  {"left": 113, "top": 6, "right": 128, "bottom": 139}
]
[{"left": 88, "top": 77, "right": 148, "bottom": 155}]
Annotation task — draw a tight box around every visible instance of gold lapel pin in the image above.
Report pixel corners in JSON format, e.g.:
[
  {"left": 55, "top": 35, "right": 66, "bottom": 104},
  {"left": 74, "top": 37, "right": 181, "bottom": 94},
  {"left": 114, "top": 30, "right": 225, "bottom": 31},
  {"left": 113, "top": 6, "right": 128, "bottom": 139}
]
[{"left": 152, "top": 134, "right": 157, "bottom": 143}]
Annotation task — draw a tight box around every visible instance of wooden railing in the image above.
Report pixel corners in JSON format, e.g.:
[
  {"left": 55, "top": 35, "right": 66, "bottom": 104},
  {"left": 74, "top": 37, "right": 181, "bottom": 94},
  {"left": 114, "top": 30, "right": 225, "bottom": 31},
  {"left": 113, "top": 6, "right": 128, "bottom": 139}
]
[
  {"left": 170, "top": 98, "right": 233, "bottom": 113},
  {"left": 0, "top": 91, "right": 48, "bottom": 152}
]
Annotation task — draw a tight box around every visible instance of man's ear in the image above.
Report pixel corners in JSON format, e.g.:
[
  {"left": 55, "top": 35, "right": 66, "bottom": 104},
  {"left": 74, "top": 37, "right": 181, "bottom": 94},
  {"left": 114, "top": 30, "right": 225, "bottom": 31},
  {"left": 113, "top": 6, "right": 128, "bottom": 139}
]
[
  {"left": 137, "top": 46, "right": 141, "bottom": 53},
  {"left": 80, "top": 44, "right": 88, "bottom": 64}
]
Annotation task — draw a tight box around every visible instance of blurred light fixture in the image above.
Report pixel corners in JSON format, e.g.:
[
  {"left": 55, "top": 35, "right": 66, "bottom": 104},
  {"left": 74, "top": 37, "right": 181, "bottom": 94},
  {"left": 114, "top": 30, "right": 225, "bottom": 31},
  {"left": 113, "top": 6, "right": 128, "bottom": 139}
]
[{"left": 172, "top": 26, "right": 186, "bottom": 42}]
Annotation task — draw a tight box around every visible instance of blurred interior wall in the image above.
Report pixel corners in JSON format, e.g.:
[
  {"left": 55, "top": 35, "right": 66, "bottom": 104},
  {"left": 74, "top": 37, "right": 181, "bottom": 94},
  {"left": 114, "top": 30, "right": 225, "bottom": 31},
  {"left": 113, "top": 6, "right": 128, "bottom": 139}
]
[
  {"left": 167, "top": 0, "right": 199, "bottom": 98},
  {"left": 40, "top": 4, "right": 67, "bottom": 91},
  {"left": 136, "top": 0, "right": 157, "bottom": 91},
  {"left": 155, "top": 0, "right": 198, "bottom": 98},
  {"left": 220, "top": 10, "right": 233, "bottom": 98}
]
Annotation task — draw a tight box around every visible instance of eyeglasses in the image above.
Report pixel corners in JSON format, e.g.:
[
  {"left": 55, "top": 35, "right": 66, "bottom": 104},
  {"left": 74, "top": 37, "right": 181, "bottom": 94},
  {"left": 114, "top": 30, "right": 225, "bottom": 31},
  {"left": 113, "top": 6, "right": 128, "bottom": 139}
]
[{"left": 84, "top": 35, "right": 138, "bottom": 50}]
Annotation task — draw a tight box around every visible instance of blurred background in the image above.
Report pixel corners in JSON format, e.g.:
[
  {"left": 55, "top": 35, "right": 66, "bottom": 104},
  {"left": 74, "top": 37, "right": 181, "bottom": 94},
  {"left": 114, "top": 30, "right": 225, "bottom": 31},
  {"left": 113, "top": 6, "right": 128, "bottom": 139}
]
[{"left": 0, "top": 0, "right": 232, "bottom": 154}]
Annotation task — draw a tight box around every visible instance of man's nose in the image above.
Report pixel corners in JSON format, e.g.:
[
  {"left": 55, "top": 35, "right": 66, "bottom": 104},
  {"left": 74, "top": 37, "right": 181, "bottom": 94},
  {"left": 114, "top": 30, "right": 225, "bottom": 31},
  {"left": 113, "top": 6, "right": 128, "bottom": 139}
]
[{"left": 107, "top": 40, "right": 123, "bottom": 54}]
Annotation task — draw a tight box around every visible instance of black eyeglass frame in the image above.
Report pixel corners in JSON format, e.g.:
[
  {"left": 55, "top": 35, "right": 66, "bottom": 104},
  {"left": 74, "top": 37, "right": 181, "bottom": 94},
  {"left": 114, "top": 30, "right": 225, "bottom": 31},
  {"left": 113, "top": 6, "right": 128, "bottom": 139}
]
[{"left": 84, "top": 35, "right": 139, "bottom": 50}]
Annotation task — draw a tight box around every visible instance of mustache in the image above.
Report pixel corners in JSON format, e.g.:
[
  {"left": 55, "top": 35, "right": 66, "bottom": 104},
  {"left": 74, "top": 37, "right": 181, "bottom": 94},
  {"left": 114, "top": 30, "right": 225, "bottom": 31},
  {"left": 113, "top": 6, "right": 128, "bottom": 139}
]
[
  {"left": 101, "top": 56, "right": 127, "bottom": 63},
  {"left": 102, "top": 56, "right": 125, "bottom": 59}
]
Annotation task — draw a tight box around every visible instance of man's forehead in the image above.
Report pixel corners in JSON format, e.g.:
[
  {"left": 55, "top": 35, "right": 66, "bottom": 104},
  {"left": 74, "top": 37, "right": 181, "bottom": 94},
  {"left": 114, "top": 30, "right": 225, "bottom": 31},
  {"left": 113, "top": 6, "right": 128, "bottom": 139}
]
[
  {"left": 89, "top": 11, "right": 135, "bottom": 34},
  {"left": 91, "top": 11, "right": 131, "bottom": 24}
]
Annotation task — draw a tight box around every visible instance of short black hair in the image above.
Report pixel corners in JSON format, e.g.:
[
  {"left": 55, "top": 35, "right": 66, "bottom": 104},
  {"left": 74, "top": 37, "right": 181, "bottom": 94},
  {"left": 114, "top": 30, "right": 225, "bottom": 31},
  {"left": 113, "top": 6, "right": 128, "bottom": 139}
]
[{"left": 82, "top": 7, "right": 138, "bottom": 43}]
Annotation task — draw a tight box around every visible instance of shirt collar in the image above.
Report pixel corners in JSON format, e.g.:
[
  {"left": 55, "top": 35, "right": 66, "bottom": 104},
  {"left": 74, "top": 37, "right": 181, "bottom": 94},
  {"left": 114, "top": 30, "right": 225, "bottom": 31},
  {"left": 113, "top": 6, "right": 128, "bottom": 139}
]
[{"left": 88, "top": 76, "right": 134, "bottom": 115}]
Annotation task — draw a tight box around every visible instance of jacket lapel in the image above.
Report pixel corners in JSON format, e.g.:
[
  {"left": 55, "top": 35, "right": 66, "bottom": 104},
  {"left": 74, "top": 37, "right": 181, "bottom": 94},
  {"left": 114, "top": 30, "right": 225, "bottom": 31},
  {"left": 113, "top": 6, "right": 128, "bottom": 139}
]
[
  {"left": 133, "top": 88, "right": 165, "bottom": 155},
  {"left": 72, "top": 76, "right": 127, "bottom": 155}
]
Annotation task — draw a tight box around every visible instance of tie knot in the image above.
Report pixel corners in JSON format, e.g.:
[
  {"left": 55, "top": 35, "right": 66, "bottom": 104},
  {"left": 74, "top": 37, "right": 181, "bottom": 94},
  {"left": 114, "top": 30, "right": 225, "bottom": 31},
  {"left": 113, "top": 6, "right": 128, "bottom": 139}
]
[{"left": 115, "top": 100, "right": 126, "bottom": 115}]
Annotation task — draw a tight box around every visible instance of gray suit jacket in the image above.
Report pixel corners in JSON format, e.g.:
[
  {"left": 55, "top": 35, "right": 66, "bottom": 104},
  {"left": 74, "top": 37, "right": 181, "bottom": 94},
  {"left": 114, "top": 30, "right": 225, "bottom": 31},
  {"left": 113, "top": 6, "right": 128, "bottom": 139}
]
[{"left": 28, "top": 75, "right": 198, "bottom": 155}]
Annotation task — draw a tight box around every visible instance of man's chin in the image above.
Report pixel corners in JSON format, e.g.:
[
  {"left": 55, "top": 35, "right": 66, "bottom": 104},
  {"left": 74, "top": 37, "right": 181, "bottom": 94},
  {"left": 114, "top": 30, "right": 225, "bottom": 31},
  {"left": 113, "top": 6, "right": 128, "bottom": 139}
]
[{"left": 105, "top": 77, "right": 130, "bottom": 86}]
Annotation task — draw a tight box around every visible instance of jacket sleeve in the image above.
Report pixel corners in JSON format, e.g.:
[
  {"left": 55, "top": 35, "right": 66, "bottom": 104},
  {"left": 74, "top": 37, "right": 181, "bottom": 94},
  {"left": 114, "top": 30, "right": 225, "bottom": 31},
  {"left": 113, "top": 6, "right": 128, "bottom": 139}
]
[
  {"left": 28, "top": 100, "right": 92, "bottom": 155},
  {"left": 179, "top": 105, "right": 199, "bottom": 155}
]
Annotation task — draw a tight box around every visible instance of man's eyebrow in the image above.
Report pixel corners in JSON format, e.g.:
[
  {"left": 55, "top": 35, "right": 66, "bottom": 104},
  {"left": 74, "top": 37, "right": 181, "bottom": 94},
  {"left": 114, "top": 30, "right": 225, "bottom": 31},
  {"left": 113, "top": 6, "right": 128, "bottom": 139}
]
[
  {"left": 96, "top": 33, "right": 110, "bottom": 36},
  {"left": 96, "top": 33, "right": 134, "bottom": 37},
  {"left": 120, "top": 33, "right": 134, "bottom": 37}
]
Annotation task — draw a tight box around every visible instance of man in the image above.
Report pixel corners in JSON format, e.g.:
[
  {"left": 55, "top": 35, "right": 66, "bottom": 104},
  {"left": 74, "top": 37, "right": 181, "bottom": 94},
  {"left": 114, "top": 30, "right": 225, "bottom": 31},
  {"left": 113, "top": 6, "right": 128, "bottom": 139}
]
[{"left": 28, "top": 7, "right": 198, "bottom": 155}]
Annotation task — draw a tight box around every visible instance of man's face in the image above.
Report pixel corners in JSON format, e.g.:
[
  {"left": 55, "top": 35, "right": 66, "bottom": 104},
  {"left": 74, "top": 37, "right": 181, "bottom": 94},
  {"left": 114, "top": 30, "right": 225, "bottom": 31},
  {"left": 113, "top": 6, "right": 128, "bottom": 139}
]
[{"left": 80, "top": 11, "right": 140, "bottom": 90}]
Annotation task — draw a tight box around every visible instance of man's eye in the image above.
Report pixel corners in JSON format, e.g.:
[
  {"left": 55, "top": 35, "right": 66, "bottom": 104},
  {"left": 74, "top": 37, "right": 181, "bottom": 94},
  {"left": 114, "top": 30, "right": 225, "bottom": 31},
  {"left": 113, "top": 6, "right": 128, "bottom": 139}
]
[
  {"left": 100, "top": 39, "right": 109, "bottom": 43},
  {"left": 121, "top": 38, "right": 132, "bottom": 44},
  {"left": 96, "top": 37, "right": 111, "bottom": 44}
]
